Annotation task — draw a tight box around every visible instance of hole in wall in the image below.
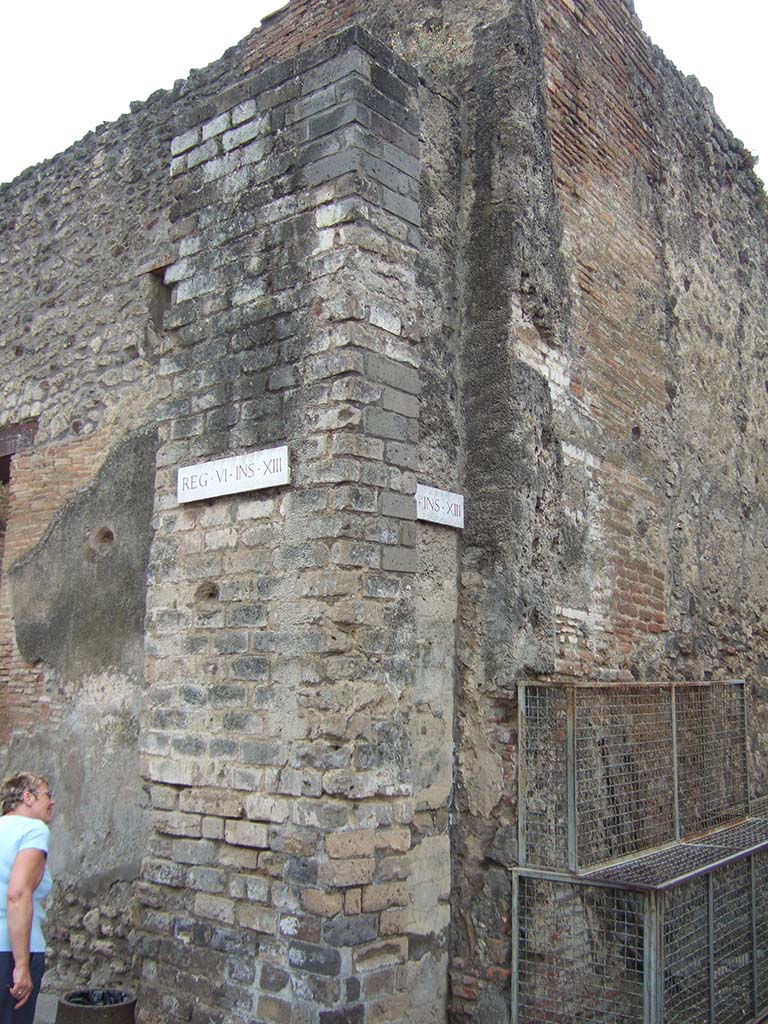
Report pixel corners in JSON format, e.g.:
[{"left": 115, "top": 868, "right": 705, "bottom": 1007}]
[
  {"left": 88, "top": 525, "right": 116, "bottom": 556},
  {"left": 148, "top": 269, "right": 172, "bottom": 336},
  {"left": 195, "top": 581, "right": 220, "bottom": 603},
  {"left": 137, "top": 267, "right": 173, "bottom": 363}
]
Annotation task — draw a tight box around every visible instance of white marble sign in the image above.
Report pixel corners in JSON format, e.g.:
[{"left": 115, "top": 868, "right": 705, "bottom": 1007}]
[
  {"left": 177, "top": 445, "right": 290, "bottom": 503},
  {"left": 416, "top": 483, "right": 464, "bottom": 529}
]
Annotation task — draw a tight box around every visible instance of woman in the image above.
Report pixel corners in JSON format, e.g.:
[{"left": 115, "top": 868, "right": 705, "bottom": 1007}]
[{"left": 0, "top": 773, "right": 54, "bottom": 1024}]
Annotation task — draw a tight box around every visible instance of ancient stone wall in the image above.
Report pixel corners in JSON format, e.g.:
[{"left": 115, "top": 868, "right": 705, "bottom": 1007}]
[
  {"left": 0, "top": 36, "right": 251, "bottom": 989},
  {"left": 445, "top": 0, "right": 768, "bottom": 1020}
]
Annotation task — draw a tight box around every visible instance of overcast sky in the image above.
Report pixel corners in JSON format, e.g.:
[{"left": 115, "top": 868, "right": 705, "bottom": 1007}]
[{"left": 0, "top": 1, "right": 765, "bottom": 187}]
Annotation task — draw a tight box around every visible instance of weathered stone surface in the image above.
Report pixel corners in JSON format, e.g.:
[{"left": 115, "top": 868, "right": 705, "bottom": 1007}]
[{"left": 325, "top": 830, "right": 375, "bottom": 859}]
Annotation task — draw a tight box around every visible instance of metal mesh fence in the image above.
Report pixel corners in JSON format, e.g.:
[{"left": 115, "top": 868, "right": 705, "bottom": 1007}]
[
  {"left": 520, "top": 686, "right": 569, "bottom": 867},
  {"left": 691, "top": 818, "right": 768, "bottom": 852},
  {"left": 575, "top": 686, "right": 675, "bottom": 865},
  {"left": 662, "top": 878, "right": 709, "bottom": 1024},
  {"left": 514, "top": 679, "right": 763, "bottom": 1023},
  {"left": 586, "top": 842, "right": 732, "bottom": 888},
  {"left": 713, "top": 859, "right": 754, "bottom": 1023},
  {"left": 519, "top": 681, "right": 748, "bottom": 871},
  {"left": 676, "top": 683, "right": 749, "bottom": 836},
  {"left": 515, "top": 853, "right": 768, "bottom": 1023},
  {"left": 515, "top": 875, "right": 645, "bottom": 1024},
  {"left": 755, "top": 850, "right": 768, "bottom": 1009}
]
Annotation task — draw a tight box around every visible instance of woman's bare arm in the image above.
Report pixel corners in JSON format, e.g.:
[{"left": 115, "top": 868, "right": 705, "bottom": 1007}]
[{"left": 6, "top": 848, "right": 46, "bottom": 1009}]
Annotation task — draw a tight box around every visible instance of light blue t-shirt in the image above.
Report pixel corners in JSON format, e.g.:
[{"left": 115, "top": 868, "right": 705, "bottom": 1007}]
[{"left": 0, "top": 815, "right": 52, "bottom": 953}]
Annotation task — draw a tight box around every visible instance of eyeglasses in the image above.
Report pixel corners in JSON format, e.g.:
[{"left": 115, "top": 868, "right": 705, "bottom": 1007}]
[{"left": 33, "top": 788, "right": 53, "bottom": 801}]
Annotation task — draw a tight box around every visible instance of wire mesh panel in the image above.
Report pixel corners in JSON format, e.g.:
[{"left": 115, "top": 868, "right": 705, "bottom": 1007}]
[
  {"left": 587, "top": 842, "right": 731, "bottom": 889},
  {"left": 575, "top": 686, "right": 675, "bottom": 866},
  {"left": 514, "top": 680, "right": 762, "bottom": 1023},
  {"left": 519, "top": 681, "right": 749, "bottom": 872},
  {"left": 755, "top": 849, "right": 768, "bottom": 1009},
  {"left": 662, "top": 878, "right": 709, "bottom": 1024},
  {"left": 713, "top": 859, "right": 754, "bottom": 1023},
  {"left": 515, "top": 856, "right": 768, "bottom": 1024},
  {"left": 520, "top": 686, "right": 569, "bottom": 867},
  {"left": 690, "top": 818, "right": 768, "bottom": 852},
  {"left": 676, "top": 682, "right": 748, "bottom": 836},
  {"left": 515, "top": 875, "right": 645, "bottom": 1024}
]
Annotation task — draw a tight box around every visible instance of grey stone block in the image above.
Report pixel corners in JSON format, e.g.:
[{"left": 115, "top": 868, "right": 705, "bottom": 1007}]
[
  {"left": 381, "top": 546, "right": 419, "bottom": 573},
  {"left": 231, "top": 656, "right": 270, "bottom": 680},
  {"left": 399, "top": 521, "right": 417, "bottom": 547},
  {"left": 217, "top": 61, "right": 293, "bottom": 116},
  {"left": 240, "top": 741, "right": 284, "bottom": 766},
  {"left": 322, "top": 914, "right": 379, "bottom": 947},
  {"left": 172, "top": 839, "right": 218, "bottom": 866},
  {"left": 284, "top": 855, "right": 319, "bottom": 885},
  {"left": 369, "top": 110, "right": 420, "bottom": 158},
  {"left": 187, "top": 138, "right": 219, "bottom": 170},
  {"left": 232, "top": 99, "right": 257, "bottom": 125},
  {"left": 364, "top": 408, "right": 409, "bottom": 441},
  {"left": 360, "top": 152, "right": 412, "bottom": 194},
  {"left": 212, "top": 632, "right": 248, "bottom": 655},
  {"left": 209, "top": 739, "right": 237, "bottom": 757},
  {"left": 257, "top": 78, "right": 301, "bottom": 115},
  {"left": 302, "top": 150, "right": 361, "bottom": 188},
  {"left": 188, "top": 867, "right": 227, "bottom": 893},
  {"left": 371, "top": 64, "right": 411, "bottom": 108},
  {"left": 223, "top": 118, "right": 266, "bottom": 152},
  {"left": 382, "top": 387, "right": 419, "bottom": 418},
  {"left": 385, "top": 441, "right": 418, "bottom": 470},
  {"left": 366, "top": 353, "right": 420, "bottom": 394},
  {"left": 337, "top": 77, "right": 418, "bottom": 136},
  {"left": 308, "top": 101, "right": 371, "bottom": 141},
  {"left": 381, "top": 491, "right": 417, "bottom": 520},
  {"left": 142, "top": 857, "right": 187, "bottom": 887},
  {"left": 209, "top": 684, "right": 248, "bottom": 704},
  {"left": 300, "top": 48, "right": 370, "bottom": 94},
  {"left": 227, "top": 604, "right": 268, "bottom": 627},
  {"left": 260, "top": 962, "right": 289, "bottom": 992},
  {"left": 172, "top": 736, "right": 207, "bottom": 756},
  {"left": 288, "top": 942, "right": 342, "bottom": 977},
  {"left": 380, "top": 184, "right": 421, "bottom": 227},
  {"left": 202, "top": 112, "right": 231, "bottom": 141},
  {"left": 345, "top": 26, "right": 418, "bottom": 87},
  {"left": 380, "top": 140, "right": 420, "bottom": 179},
  {"left": 171, "top": 127, "right": 201, "bottom": 156},
  {"left": 362, "top": 575, "right": 404, "bottom": 599},
  {"left": 285, "top": 84, "right": 338, "bottom": 126}
]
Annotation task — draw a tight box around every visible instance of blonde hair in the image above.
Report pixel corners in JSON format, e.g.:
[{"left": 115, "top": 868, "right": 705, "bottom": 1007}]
[{"left": 0, "top": 772, "right": 49, "bottom": 815}]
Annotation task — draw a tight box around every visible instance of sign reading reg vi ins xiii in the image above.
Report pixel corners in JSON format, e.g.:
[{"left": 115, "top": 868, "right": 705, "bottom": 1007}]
[{"left": 178, "top": 445, "right": 290, "bottom": 503}]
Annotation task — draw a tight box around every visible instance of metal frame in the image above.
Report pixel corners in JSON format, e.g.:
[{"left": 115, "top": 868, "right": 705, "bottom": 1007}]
[
  {"left": 512, "top": 839, "right": 768, "bottom": 1023},
  {"left": 518, "top": 680, "right": 748, "bottom": 872},
  {"left": 512, "top": 679, "right": 761, "bottom": 1024}
]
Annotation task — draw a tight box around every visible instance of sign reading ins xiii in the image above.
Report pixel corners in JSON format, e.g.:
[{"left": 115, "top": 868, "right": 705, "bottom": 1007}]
[
  {"left": 416, "top": 483, "right": 465, "bottom": 529},
  {"left": 177, "top": 445, "right": 290, "bottom": 503}
]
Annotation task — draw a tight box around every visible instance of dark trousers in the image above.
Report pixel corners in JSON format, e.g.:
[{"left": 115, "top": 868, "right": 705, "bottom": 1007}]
[{"left": 0, "top": 953, "right": 45, "bottom": 1024}]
